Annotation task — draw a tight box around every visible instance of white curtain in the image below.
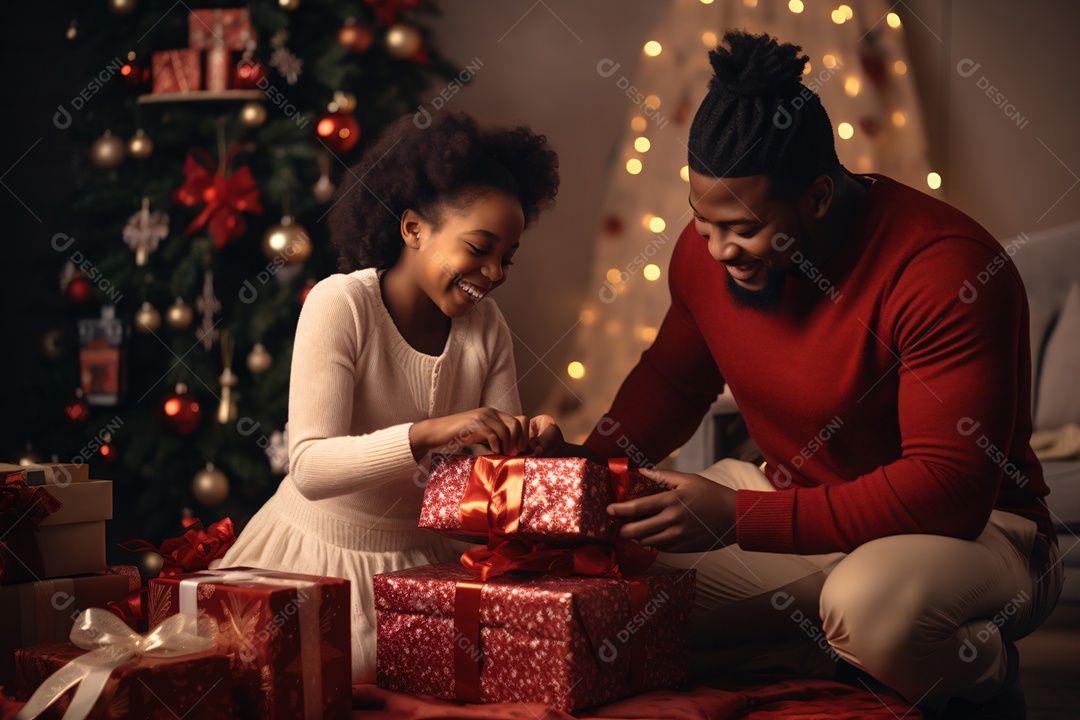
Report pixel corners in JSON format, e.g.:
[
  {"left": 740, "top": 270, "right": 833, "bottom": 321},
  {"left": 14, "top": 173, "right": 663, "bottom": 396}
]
[{"left": 549, "top": 0, "right": 932, "bottom": 462}]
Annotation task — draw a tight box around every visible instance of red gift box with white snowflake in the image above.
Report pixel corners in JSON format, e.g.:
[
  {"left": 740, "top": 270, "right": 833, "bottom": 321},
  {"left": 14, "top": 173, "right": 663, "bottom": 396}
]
[
  {"left": 418, "top": 455, "right": 665, "bottom": 544},
  {"left": 374, "top": 561, "right": 694, "bottom": 711},
  {"left": 147, "top": 567, "right": 351, "bottom": 720}
]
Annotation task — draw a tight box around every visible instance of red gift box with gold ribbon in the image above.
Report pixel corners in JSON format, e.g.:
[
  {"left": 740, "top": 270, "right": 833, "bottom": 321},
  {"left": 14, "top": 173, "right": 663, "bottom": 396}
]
[
  {"left": 418, "top": 456, "right": 665, "bottom": 544},
  {"left": 375, "top": 561, "right": 694, "bottom": 711},
  {"left": 147, "top": 567, "right": 351, "bottom": 720}
]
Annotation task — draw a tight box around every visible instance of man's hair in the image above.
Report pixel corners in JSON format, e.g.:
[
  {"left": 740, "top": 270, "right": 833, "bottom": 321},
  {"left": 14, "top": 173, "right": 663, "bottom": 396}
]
[{"left": 687, "top": 30, "right": 841, "bottom": 199}]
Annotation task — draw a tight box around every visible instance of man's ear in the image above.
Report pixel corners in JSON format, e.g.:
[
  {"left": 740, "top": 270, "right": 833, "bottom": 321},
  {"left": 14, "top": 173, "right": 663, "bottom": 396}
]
[
  {"left": 400, "top": 209, "right": 425, "bottom": 248},
  {"left": 802, "top": 175, "right": 835, "bottom": 220}
]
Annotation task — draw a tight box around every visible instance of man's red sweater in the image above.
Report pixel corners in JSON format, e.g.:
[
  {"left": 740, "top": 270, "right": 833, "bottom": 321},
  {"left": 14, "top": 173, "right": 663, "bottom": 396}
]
[{"left": 585, "top": 174, "right": 1053, "bottom": 554}]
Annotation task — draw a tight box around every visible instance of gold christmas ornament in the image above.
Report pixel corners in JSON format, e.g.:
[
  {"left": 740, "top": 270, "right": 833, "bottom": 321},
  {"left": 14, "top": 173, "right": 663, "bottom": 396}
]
[
  {"left": 279, "top": 0, "right": 300, "bottom": 8},
  {"left": 239, "top": 101, "right": 268, "bottom": 128},
  {"left": 386, "top": 24, "right": 421, "bottom": 59},
  {"left": 135, "top": 301, "right": 161, "bottom": 333},
  {"left": 166, "top": 297, "right": 194, "bottom": 329},
  {"left": 312, "top": 175, "right": 335, "bottom": 203},
  {"left": 90, "top": 131, "right": 125, "bottom": 169},
  {"left": 108, "top": 0, "right": 137, "bottom": 15},
  {"left": 192, "top": 463, "right": 230, "bottom": 506},
  {"left": 65, "top": 21, "right": 77, "bottom": 41},
  {"left": 127, "top": 129, "right": 153, "bottom": 160},
  {"left": 246, "top": 343, "right": 272, "bottom": 374},
  {"left": 262, "top": 216, "right": 312, "bottom": 264},
  {"left": 327, "top": 91, "right": 357, "bottom": 114},
  {"left": 217, "top": 332, "right": 238, "bottom": 424}
]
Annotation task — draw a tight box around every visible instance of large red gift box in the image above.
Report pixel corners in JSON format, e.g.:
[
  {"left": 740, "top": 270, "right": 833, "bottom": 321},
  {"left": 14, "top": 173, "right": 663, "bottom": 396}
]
[
  {"left": 418, "top": 455, "right": 665, "bottom": 544},
  {"left": 0, "top": 568, "right": 138, "bottom": 686},
  {"left": 15, "top": 642, "right": 234, "bottom": 719},
  {"left": 375, "top": 562, "right": 694, "bottom": 712},
  {"left": 148, "top": 567, "right": 351, "bottom": 720},
  {"left": 151, "top": 49, "right": 201, "bottom": 94}
]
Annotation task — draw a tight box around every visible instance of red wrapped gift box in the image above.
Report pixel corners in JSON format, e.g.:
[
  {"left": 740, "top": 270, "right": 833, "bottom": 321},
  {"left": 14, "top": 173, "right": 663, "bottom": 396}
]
[
  {"left": 148, "top": 567, "right": 351, "bottom": 720},
  {"left": 151, "top": 49, "right": 201, "bottom": 94},
  {"left": 375, "top": 562, "right": 694, "bottom": 712},
  {"left": 15, "top": 643, "right": 233, "bottom": 720},
  {"left": 0, "top": 568, "right": 138, "bottom": 686},
  {"left": 418, "top": 455, "right": 665, "bottom": 544}
]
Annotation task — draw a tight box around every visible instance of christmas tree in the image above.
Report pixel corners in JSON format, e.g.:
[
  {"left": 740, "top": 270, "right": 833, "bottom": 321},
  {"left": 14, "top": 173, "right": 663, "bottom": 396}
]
[{"left": 25, "top": 0, "right": 457, "bottom": 567}]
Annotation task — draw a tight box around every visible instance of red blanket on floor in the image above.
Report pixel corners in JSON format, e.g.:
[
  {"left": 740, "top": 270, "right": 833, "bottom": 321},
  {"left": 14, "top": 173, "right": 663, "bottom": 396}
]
[{"left": 351, "top": 679, "right": 922, "bottom": 719}]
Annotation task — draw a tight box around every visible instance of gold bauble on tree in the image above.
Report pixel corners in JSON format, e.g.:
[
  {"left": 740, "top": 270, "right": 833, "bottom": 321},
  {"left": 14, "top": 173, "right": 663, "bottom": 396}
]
[
  {"left": 262, "top": 216, "right": 311, "bottom": 264},
  {"left": 192, "top": 463, "right": 229, "bottom": 506},
  {"left": 327, "top": 91, "right": 357, "bottom": 114},
  {"left": 246, "top": 343, "right": 272, "bottom": 374},
  {"left": 239, "top": 102, "right": 267, "bottom": 128},
  {"left": 108, "top": 0, "right": 137, "bottom": 16},
  {"left": 135, "top": 301, "right": 161, "bottom": 333},
  {"left": 278, "top": 0, "right": 300, "bottom": 9},
  {"left": 166, "top": 297, "right": 193, "bottom": 329},
  {"left": 128, "top": 129, "right": 153, "bottom": 160},
  {"left": 90, "top": 131, "right": 125, "bottom": 169},
  {"left": 386, "top": 24, "right": 421, "bottom": 59}
]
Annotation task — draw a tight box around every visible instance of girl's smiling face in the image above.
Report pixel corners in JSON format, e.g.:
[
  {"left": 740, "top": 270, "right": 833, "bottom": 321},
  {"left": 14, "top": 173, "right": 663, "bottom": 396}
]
[{"left": 400, "top": 188, "right": 525, "bottom": 318}]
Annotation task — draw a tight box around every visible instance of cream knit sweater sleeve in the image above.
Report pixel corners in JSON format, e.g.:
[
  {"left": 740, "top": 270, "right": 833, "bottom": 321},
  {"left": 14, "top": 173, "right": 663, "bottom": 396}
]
[
  {"left": 478, "top": 303, "right": 524, "bottom": 418},
  {"left": 287, "top": 276, "right": 417, "bottom": 500}
]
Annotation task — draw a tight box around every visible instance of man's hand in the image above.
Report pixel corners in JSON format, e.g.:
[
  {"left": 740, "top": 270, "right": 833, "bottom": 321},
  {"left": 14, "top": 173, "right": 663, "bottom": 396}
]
[{"left": 607, "top": 468, "right": 738, "bottom": 553}]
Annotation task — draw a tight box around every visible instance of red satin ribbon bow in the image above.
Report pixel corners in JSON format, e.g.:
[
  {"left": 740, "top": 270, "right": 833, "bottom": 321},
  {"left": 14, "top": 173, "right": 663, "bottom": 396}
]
[
  {"left": 119, "top": 517, "right": 237, "bottom": 578},
  {"left": 172, "top": 148, "right": 263, "bottom": 249},
  {"left": 0, "top": 478, "right": 62, "bottom": 585}
]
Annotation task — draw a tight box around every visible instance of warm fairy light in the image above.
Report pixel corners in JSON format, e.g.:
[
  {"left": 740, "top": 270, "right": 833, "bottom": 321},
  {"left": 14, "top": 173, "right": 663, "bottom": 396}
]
[
  {"left": 580, "top": 308, "right": 597, "bottom": 325},
  {"left": 644, "top": 95, "right": 661, "bottom": 109},
  {"left": 649, "top": 216, "right": 666, "bottom": 233},
  {"left": 606, "top": 268, "right": 622, "bottom": 284},
  {"left": 640, "top": 326, "right": 658, "bottom": 342},
  {"left": 894, "top": 60, "right": 907, "bottom": 75},
  {"left": 702, "top": 31, "right": 718, "bottom": 47},
  {"left": 838, "top": 122, "right": 854, "bottom": 139},
  {"left": 831, "top": 9, "right": 846, "bottom": 23},
  {"left": 886, "top": 12, "right": 902, "bottom": 28},
  {"left": 641, "top": 213, "right": 655, "bottom": 228},
  {"left": 644, "top": 41, "right": 662, "bottom": 57},
  {"left": 744, "top": 0, "right": 757, "bottom": 7},
  {"left": 839, "top": 4, "right": 853, "bottom": 19},
  {"left": 927, "top": 172, "right": 942, "bottom": 190},
  {"left": 823, "top": 54, "right": 838, "bottom": 69},
  {"left": 844, "top": 77, "right": 861, "bottom": 97},
  {"left": 631, "top": 116, "right": 647, "bottom": 132},
  {"left": 803, "top": 61, "right": 812, "bottom": 75},
  {"left": 626, "top": 158, "right": 643, "bottom": 175},
  {"left": 700, "top": 0, "right": 715, "bottom": 4},
  {"left": 164, "top": 398, "right": 181, "bottom": 416},
  {"left": 892, "top": 111, "right": 906, "bottom": 127},
  {"left": 788, "top": 0, "right": 804, "bottom": 13},
  {"left": 634, "top": 136, "right": 651, "bottom": 153},
  {"left": 567, "top": 362, "right": 586, "bottom": 379},
  {"left": 643, "top": 264, "right": 661, "bottom": 281},
  {"left": 680, "top": 165, "right": 690, "bottom": 182}
]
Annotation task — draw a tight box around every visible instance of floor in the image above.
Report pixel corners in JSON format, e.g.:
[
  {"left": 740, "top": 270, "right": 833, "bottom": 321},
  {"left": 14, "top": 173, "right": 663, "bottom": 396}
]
[{"left": 1017, "top": 601, "right": 1080, "bottom": 720}]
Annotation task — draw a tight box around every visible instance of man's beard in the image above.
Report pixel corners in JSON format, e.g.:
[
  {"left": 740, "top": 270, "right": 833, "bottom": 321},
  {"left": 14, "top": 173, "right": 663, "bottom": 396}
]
[{"left": 725, "top": 266, "right": 789, "bottom": 312}]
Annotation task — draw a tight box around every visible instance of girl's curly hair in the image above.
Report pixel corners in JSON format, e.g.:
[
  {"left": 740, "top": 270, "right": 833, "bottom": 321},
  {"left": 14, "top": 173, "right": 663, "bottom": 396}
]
[{"left": 329, "top": 112, "right": 559, "bottom": 271}]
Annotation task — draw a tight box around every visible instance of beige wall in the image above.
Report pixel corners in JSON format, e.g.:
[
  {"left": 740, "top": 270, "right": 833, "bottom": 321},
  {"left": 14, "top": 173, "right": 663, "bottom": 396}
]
[{"left": 430, "top": 0, "right": 1080, "bottom": 414}]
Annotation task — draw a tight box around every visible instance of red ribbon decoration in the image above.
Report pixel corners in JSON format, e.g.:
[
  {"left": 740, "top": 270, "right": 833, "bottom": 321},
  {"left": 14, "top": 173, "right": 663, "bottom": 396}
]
[
  {"left": 107, "top": 586, "right": 149, "bottom": 632},
  {"left": 119, "top": 517, "right": 237, "bottom": 579},
  {"left": 172, "top": 148, "right": 263, "bottom": 250},
  {"left": 0, "top": 478, "right": 62, "bottom": 586}
]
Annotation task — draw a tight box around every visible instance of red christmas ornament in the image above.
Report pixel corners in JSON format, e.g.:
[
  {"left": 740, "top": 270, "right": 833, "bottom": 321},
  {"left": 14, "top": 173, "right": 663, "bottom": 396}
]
[
  {"left": 120, "top": 60, "right": 150, "bottom": 87},
  {"left": 63, "top": 389, "right": 90, "bottom": 428},
  {"left": 159, "top": 383, "right": 202, "bottom": 435},
  {"left": 316, "top": 112, "right": 360, "bottom": 154},
  {"left": 603, "top": 214, "right": 624, "bottom": 238},
  {"left": 173, "top": 148, "right": 263, "bottom": 250},
  {"left": 65, "top": 275, "right": 95, "bottom": 305},
  {"left": 364, "top": 0, "right": 420, "bottom": 26},
  {"left": 338, "top": 19, "right": 373, "bottom": 53},
  {"left": 233, "top": 58, "right": 267, "bottom": 90},
  {"left": 674, "top": 98, "right": 692, "bottom": 125},
  {"left": 99, "top": 434, "right": 119, "bottom": 463},
  {"left": 860, "top": 116, "right": 882, "bottom": 138},
  {"left": 299, "top": 279, "right": 316, "bottom": 304}
]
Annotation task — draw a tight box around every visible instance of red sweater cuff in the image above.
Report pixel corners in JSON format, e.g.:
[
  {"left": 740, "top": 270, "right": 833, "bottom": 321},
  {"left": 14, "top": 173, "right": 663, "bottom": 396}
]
[{"left": 735, "top": 489, "right": 796, "bottom": 553}]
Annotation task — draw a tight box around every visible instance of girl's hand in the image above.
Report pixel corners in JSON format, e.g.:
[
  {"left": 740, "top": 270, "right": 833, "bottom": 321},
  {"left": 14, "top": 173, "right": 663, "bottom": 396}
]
[
  {"left": 410, "top": 409, "right": 528, "bottom": 460},
  {"left": 527, "top": 415, "right": 561, "bottom": 456}
]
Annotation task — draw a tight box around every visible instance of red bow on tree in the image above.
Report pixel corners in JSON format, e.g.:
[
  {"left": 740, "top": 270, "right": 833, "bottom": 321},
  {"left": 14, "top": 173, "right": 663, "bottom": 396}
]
[
  {"left": 172, "top": 148, "right": 262, "bottom": 250},
  {"left": 364, "top": 0, "right": 420, "bottom": 25},
  {"left": 119, "top": 516, "right": 237, "bottom": 578}
]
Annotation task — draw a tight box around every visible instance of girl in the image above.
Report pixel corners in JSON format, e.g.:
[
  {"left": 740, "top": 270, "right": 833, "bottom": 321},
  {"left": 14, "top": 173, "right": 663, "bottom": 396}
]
[{"left": 219, "top": 112, "right": 561, "bottom": 682}]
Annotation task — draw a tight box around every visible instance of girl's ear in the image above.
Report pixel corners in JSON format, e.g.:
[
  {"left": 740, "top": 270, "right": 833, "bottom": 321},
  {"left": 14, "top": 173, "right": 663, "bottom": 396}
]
[{"left": 400, "top": 209, "right": 425, "bottom": 248}]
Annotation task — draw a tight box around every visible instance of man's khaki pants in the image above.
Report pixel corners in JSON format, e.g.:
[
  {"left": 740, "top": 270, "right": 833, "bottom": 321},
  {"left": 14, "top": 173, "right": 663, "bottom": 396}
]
[{"left": 652, "top": 459, "right": 1064, "bottom": 707}]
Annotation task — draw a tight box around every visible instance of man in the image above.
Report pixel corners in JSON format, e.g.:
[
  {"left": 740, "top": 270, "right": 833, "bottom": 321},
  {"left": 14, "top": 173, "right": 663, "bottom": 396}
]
[{"left": 579, "top": 31, "right": 1061, "bottom": 718}]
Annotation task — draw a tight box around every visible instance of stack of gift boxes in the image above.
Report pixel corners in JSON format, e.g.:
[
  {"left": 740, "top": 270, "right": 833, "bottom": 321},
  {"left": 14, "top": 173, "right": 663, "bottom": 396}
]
[
  {"left": 375, "top": 455, "right": 697, "bottom": 712},
  {"left": 151, "top": 8, "right": 255, "bottom": 95},
  {"left": 2, "top": 463, "right": 353, "bottom": 719}
]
